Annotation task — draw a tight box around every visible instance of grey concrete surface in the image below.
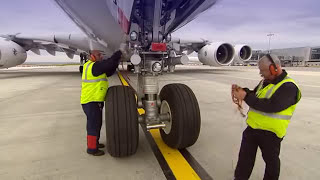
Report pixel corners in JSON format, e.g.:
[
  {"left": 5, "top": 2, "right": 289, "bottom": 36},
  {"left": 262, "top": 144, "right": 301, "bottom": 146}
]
[
  {"left": 0, "top": 65, "right": 319, "bottom": 180},
  {"left": 125, "top": 65, "right": 320, "bottom": 180},
  {"left": 0, "top": 66, "right": 165, "bottom": 180}
]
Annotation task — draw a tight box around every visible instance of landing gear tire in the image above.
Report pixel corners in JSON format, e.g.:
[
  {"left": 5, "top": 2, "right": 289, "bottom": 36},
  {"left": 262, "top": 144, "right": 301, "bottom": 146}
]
[
  {"left": 159, "top": 83, "right": 201, "bottom": 149},
  {"left": 105, "top": 86, "right": 139, "bottom": 157}
]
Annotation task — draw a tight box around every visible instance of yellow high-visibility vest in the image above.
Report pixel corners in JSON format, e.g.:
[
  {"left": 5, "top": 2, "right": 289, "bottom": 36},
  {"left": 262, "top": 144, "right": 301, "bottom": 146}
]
[
  {"left": 80, "top": 60, "right": 108, "bottom": 104},
  {"left": 247, "top": 76, "right": 301, "bottom": 138}
]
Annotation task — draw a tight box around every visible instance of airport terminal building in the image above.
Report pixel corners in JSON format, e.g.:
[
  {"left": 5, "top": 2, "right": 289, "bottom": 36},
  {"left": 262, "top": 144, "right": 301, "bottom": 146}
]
[{"left": 249, "top": 46, "right": 320, "bottom": 67}]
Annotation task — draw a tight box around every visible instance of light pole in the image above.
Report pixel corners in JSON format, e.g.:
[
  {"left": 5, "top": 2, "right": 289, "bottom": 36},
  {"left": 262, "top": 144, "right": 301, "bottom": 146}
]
[{"left": 267, "top": 33, "right": 274, "bottom": 53}]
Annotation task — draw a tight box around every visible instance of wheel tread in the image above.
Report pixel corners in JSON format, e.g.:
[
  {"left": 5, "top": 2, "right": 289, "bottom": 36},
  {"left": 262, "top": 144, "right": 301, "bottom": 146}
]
[
  {"left": 159, "top": 83, "right": 201, "bottom": 149},
  {"left": 106, "top": 86, "right": 138, "bottom": 157}
]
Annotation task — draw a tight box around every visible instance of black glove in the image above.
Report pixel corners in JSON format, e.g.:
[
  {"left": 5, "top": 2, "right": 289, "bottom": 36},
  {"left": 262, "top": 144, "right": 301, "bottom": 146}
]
[{"left": 111, "top": 50, "right": 122, "bottom": 60}]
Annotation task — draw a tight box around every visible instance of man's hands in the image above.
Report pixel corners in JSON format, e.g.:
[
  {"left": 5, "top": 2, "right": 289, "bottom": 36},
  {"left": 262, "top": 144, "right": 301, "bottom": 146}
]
[
  {"left": 119, "top": 43, "right": 131, "bottom": 61},
  {"left": 111, "top": 50, "right": 122, "bottom": 60},
  {"left": 119, "top": 43, "right": 127, "bottom": 54},
  {"left": 232, "top": 84, "right": 247, "bottom": 101},
  {"left": 231, "top": 84, "right": 247, "bottom": 117}
]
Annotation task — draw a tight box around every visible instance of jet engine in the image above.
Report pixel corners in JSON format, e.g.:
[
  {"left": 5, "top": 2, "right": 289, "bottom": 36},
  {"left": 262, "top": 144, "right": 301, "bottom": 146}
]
[
  {"left": 233, "top": 44, "right": 252, "bottom": 63},
  {"left": 0, "top": 39, "right": 27, "bottom": 68},
  {"left": 198, "top": 42, "right": 235, "bottom": 66}
]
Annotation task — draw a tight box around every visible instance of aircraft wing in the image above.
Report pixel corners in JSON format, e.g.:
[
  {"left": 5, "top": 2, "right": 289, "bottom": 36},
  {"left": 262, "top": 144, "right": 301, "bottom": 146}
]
[
  {"left": 168, "top": 37, "right": 252, "bottom": 66},
  {"left": 0, "top": 33, "right": 113, "bottom": 69},
  {"left": 0, "top": 33, "right": 102, "bottom": 58},
  {"left": 169, "top": 38, "right": 210, "bottom": 54}
]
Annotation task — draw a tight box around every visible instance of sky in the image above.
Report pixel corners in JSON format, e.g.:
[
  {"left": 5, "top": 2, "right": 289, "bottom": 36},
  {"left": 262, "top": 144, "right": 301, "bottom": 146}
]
[{"left": 0, "top": 0, "right": 320, "bottom": 62}]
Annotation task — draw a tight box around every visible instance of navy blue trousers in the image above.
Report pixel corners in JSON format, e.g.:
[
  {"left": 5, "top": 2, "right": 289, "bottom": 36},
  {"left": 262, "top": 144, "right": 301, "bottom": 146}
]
[
  {"left": 82, "top": 102, "right": 104, "bottom": 153},
  {"left": 234, "top": 126, "right": 283, "bottom": 180}
]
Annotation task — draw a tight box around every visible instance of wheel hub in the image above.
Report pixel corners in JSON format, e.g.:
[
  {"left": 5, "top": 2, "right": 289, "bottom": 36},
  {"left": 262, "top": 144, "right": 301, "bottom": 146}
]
[{"left": 160, "top": 100, "right": 172, "bottom": 134}]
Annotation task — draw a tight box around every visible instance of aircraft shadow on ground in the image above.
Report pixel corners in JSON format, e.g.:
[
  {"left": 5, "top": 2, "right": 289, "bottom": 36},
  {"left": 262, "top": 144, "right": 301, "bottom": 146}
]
[
  {"left": 170, "top": 68, "right": 242, "bottom": 75},
  {"left": 0, "top": 71, "right": 81, "bottom": 79},
  {"left": 0, "top": 68, "right": 243, "bottom": 80}
]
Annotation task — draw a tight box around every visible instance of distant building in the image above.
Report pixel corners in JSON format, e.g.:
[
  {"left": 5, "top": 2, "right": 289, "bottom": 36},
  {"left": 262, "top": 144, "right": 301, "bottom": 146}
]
[
  {"left": 249, "top": 46, "right": 320, "bottom": 67},
  {"left": 250, "top": 50, "right": 262, "bottom": 61}
]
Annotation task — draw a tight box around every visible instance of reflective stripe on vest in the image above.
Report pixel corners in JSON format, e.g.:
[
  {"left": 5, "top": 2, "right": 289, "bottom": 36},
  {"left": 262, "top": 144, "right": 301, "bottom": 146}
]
[
  {"left": 249, "top": 108, "right": 292, "bottom": 120},
  {"left": 247, "top": 75, "right": 301, "bottom": 138},
  {"left": 82, "top": 62, "right": 108, "bottom": 83},
  {"left": 263, "top": 76, "right": 290, "bottom": 98},
  {"left": 80, "top": 60, "right": 108, "bottom": 104}
]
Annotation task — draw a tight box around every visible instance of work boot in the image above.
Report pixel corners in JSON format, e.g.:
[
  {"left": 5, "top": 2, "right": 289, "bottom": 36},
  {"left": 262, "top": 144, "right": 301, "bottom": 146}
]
[
  {"left": 98, "top": 143, "right": 105, "bottom": 149},
  {"left": 87, "top": 149, "right": 105, "bottom": 156}
]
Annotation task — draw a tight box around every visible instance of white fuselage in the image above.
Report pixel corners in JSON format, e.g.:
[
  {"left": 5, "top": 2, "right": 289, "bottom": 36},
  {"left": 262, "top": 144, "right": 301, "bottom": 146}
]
[{"left": 54, "top": 0, "right": 127, "bottom": 52}]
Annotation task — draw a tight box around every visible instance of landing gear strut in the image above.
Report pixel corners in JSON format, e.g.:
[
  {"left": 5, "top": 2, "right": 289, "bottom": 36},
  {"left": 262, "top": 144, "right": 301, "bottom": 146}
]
[{"left": 135, "top": 55, "right": 201, "bottom": 149}]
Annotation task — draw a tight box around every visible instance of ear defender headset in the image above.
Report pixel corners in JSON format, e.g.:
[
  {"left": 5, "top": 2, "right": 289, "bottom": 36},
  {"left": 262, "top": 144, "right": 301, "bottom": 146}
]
[
  {"left": 89, "top": 50, "right": 96, "bottom": 62},
  {"left": 90, "top": 54, "right": 96, "bottom": 61},
  {"left": 266, "top": 54, "right": 278, "bottom": 75}
]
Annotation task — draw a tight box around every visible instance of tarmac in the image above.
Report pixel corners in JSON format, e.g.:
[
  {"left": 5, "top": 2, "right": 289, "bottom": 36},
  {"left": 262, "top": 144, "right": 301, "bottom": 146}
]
[{"left": 0, "top": 65, "right": 319, "bottom": 180}]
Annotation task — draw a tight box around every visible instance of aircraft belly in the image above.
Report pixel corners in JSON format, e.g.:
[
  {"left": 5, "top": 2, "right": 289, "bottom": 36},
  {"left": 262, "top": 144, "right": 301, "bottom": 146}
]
[
  {"left": 164, "top": 0, "right": 218, "bottom": 34},
  {"left": 54, "top": 0, "right": 127, "bottom": 51},
  {"left": 54, "top": 0, "right": 218, "bottom": 50},
  {"left": 105, "top": 0, "right": 135, "bottom": 34}
]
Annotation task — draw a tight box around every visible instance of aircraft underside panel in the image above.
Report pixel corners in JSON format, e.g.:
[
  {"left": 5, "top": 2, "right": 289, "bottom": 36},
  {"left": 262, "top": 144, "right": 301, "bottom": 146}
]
[
  {"left": 129, "top": 0, "right": 218, "bottom": 41},
  {"left": 162, "top": 0, "right": 218, "bottom": 35},
  {"left": 54, "top": 0, "right": 218, "bottom": 50},
  {"left": 54, "top": 0, "right": 126, "bottom": 51},
  {"left": 105, "top": 0, "right": 135, "bottom": 34}
]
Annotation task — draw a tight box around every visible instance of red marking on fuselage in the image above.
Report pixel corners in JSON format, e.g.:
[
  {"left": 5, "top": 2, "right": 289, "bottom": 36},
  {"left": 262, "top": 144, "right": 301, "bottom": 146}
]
[{"left": 118, "top": 7, "right": 129, "bottom": 34}]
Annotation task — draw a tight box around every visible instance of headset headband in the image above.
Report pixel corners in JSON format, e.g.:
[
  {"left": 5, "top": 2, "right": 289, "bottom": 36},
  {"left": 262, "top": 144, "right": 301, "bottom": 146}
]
[{"left": 266, "top": 54, "right": 277, "bottom": 70}]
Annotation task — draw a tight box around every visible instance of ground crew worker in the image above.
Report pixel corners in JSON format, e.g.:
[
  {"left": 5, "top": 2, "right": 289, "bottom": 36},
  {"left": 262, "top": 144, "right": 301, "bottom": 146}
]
[
  {"left": 232, "top": 54, "right": 301, "bottom": 180},
  {"left": 81, "top": 49, "right": 122, "bottom": 156}
]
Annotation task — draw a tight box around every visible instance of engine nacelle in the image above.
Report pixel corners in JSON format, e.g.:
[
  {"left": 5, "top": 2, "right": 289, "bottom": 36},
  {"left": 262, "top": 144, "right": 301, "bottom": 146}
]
[
  {"left": 198, "top": 42, "right": 235, "bottom": 66},
  {"left": 233, "top": 44, "right": 252, "bottom": 63},
  {"left": 0, "top": 39, "right": 27, "bottom": 68}
]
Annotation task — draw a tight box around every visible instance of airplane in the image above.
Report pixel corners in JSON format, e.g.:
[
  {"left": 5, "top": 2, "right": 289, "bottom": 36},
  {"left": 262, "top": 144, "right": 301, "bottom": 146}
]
[
  {"left": 0, "top": 33, "right": 252, "bottom": 70},
  {"left": 0, "top": 0, "right": 252, "bottom": 157}
]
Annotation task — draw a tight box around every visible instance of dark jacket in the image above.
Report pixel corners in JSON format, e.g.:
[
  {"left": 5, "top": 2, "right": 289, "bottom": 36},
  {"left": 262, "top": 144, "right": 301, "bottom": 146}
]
[
  {"left": 243, "top": 70, "right": 299, "bottom": 113},
  {"left": 92, "top": 50, "right": 122, "bottom": 77}
]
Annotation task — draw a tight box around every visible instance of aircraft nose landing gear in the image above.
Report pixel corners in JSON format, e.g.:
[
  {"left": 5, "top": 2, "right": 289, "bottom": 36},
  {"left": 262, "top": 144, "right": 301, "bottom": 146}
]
[{"left": 104, "top": 51, "right": 201, "bottom": 157}]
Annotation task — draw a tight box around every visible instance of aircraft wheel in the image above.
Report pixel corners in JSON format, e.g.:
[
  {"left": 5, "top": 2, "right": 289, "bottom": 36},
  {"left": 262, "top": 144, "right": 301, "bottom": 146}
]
[
  {"left": 159, "top": 83, "right": 201, "bottom": 149},
  {"left": 105, "top": 86, "right": 139, "bottom": 157}
]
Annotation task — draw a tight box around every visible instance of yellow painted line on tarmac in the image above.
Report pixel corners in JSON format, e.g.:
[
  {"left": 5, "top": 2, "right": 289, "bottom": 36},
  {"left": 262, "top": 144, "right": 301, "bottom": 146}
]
[
  {"left": 117, "top": 71, "right": 201, "bottom": 180},
  {"left": 150, "top": 129, "right": 201, "bottom": 180},
  {"left": 138, "top": 108, "right": 145, "bottom": 115}
]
